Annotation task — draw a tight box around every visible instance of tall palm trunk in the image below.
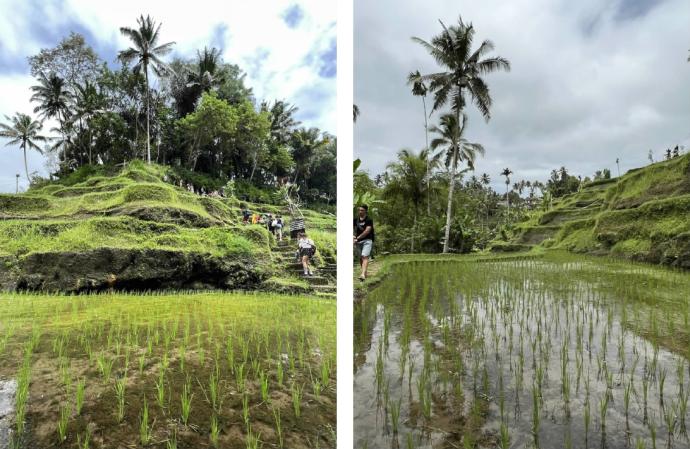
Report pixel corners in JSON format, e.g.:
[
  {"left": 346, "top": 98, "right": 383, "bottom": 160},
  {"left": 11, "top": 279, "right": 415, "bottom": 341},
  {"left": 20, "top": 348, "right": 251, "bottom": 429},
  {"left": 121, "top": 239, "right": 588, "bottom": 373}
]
[
  {"left": 423, "top": 95, "right": 430, "bottom": 215},
  {"left": 442, "top": 106, "right": 462, "bottom": 254},
  {"left": 411, "top": 209, "right": 417, "bottom": 253},
  {"left": 22, "top": 144, "right": 30, "bottom": 184},
  {"left": 506, "top": 182, "right": 510, "bottom": 217},
  {"left": 144, "top": 65, "right": 151, "bottom": 164}
]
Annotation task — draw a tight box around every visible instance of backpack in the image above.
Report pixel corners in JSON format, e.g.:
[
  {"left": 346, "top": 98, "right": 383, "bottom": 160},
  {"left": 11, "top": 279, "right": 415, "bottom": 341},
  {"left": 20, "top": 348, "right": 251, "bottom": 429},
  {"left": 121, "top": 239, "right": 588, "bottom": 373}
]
[{"left": 271, "top": 219, "right": 278, "bottom": 227}]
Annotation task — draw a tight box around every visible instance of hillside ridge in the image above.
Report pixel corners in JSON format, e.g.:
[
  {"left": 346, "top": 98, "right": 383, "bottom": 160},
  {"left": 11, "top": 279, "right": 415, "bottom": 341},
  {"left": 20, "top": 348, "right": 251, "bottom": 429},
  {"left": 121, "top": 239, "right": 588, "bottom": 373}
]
[
  {"left": 493, "top": 153, "right": 690, "bottom": 268},
  {"left": 0, "top": 161, "right": 336, "bottom": 295}
]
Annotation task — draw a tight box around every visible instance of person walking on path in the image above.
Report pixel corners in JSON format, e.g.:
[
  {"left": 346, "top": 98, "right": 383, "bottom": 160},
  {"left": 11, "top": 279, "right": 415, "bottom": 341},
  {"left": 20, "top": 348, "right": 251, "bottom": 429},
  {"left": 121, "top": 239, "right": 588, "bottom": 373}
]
[
  {"left": 354, "top": 204, "right": 374, "bottom": 281},
  {"left": 274, "top": 215, "right": 284, "bottom": 241},
  {"left": 297, "top": 232, "right": 316, "bottom": 276}
]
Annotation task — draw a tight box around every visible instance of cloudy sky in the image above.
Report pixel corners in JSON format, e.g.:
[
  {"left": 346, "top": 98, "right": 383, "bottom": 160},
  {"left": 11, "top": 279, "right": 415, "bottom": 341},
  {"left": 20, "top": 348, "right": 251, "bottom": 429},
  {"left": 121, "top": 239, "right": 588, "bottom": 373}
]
[
  {"left": 0, "top": 0, "right": 336, "bottom": 192},
  {"left": 354, "top": 0, "right": 690, "bottom": 192}
]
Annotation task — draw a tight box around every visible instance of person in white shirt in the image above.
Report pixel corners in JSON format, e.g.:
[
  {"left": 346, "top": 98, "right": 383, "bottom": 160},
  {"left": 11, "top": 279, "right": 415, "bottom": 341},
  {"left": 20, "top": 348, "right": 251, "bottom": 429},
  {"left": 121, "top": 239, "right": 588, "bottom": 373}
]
[{"left": 297, "top": 232, "right": 316, "bottom": 276}]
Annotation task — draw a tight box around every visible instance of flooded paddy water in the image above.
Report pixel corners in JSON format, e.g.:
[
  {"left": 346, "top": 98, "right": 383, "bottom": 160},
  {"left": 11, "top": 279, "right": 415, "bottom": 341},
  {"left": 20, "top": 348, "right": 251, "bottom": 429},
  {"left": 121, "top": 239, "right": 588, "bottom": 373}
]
[{"left": 354, "top": 253, "right": 690, "bottom": 449}]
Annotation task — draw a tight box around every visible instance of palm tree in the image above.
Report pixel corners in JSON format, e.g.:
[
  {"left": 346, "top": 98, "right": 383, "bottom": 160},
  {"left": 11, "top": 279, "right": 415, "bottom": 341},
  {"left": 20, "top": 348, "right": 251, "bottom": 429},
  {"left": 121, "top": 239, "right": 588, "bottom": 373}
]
[
  {"left": 118, "top": 14, "right": 175, "bottom": 164},
  {"left": 263, "top": 100, "right": 301, "bottom": 145},
  {"left": 73, "top": 81, "right": 106, "bottom": 164},
  {"left": 386, "top": 148, "right": 433, "bottom": 252},
  {"left": 412, "top": 16, "right": 510, "bottom": 122},
  {"left": 187, "top": 47, "right": 225, "bottom": 94},
  {"left": 501, "top": 167, "right": 513, "bottom": 216},
  {"left": 407, "top": 70, "right": 432, "bottom": 213},
  {"left": 430, "top": 112, "right": 485, "bottom": 253},
  {"left": 0, "top": 113, "right": 48, "bottom": 183},
  {"left": 30, "top": 72, "right": 72, "bottom": 163}
]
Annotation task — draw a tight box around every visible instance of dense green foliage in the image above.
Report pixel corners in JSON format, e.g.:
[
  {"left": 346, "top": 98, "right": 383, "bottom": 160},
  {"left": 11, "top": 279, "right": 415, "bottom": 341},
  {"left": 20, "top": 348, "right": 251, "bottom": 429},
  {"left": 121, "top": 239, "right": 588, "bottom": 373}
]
[{"left": 3, "top": 20, "right": 335, "bottom": 206}]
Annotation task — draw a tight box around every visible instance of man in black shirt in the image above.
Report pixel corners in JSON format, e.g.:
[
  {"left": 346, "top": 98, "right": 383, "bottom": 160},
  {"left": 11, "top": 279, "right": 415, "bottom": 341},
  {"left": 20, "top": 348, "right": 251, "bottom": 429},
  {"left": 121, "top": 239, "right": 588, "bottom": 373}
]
[{"left": 353, "top": 204, "right": 374, "bottom": 281}]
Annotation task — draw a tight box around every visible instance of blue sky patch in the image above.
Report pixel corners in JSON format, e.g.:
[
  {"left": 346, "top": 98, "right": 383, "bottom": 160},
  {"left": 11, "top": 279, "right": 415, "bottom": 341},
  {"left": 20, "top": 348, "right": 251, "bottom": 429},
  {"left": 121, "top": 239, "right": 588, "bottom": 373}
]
[
  {"left": 318, "top": 38, "right": 336, "bottom": 78},
  {"left": 282, "top": 4, "right": 304, "bottom": 29}
]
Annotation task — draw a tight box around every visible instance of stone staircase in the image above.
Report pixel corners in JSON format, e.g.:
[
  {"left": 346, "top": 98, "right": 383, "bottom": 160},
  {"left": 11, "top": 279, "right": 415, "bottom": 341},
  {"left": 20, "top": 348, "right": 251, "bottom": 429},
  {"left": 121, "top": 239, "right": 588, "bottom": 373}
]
[{"left": 272, "top": 239, "right": 337, "bottom": 297}]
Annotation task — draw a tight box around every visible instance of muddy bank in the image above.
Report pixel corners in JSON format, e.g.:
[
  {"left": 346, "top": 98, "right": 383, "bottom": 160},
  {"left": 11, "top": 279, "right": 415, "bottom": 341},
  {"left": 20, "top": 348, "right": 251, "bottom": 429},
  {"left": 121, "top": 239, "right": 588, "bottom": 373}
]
[{"left": 0, "top": 248, "right": 268, "bottom": 292}]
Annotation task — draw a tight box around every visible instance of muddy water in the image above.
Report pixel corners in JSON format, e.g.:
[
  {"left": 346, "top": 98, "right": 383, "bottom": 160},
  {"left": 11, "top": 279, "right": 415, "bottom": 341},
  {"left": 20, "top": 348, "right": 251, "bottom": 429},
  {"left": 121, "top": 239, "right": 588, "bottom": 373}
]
[{"left": 354, "top": 258, "right": 690, "bottom": 449}]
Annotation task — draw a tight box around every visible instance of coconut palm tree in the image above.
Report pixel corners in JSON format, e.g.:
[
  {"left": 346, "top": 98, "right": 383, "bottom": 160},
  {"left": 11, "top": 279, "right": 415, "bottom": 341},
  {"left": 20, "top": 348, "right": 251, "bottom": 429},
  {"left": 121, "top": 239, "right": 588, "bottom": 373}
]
[
  {"left": 118, "top": 14, "right": 175, "bottom": 164},
  {"left": 263, "top": 100, "right": 300, "bottom": 145},
  {"left": 412, "top": 16, "right": 510, "bottom": 123},
  {"left": 73, "top": 81, "right": 106, "bottom": 164},
  {"left": 187, "top": 47, "right": 225, "bottom": 94},
  {"left": 501, "top": 167, "right": 513, "bottom": 216},
  {"left": 430, "top": 112, "right": 485, "bottom": 253},
  {"left": 0, "top": 113, "right": 48, "bottom": 183},
  {"left": 30, "top": 72, "right": 72, "bottom": 163},
  {"left": 386, "top": 148, "right": 433, "bottom": 252},
  {"left": 407, "top": 70, "right": 433, "bottom": 214}
]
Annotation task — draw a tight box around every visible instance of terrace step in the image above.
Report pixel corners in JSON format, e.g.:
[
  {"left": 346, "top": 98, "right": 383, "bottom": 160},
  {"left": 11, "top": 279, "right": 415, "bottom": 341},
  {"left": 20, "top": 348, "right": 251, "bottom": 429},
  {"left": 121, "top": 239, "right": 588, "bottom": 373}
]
[
  {"left": 518, "top": 225, "right": 561, "bottom": 245},
  {"left": 310, "top": 284, "right": 337, "bottom": 293},
  {"left": 303, "top": 276, "right": 330, "bottom": 286},
  {"left": 538, "top": 208, "right": 598, "bottom": 225}
]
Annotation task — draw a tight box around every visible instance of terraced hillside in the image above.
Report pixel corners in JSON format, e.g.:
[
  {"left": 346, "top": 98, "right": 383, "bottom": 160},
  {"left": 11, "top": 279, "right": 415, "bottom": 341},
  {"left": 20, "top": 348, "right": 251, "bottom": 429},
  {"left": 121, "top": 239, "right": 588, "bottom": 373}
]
[
  {"left": 0, "top": 161, "right": 336, "bottom": 295},
  {"left": 493, "top": 153, "right": 690, "bottom": 268}
]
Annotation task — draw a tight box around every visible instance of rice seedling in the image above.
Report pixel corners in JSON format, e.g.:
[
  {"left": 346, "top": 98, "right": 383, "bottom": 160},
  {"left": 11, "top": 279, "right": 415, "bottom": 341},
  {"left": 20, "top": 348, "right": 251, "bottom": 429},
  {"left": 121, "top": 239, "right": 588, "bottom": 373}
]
[
  {"left": 260, "top": 370, "right": 270, "bottom": 402},
  {"left": 272, "top": 406, "right": 284, "bottom": 448},
  {"left": 245, "top": 427, "right": 262, "bottom": 449},
  {"left": 180, "top": 378, "right": 193, "bottom": 425},
  {"left": 114, "top": 376, "right": 126, "bottom": 422},
  {"left": 75, "top": 377, "right": 86, "bottom": 415},
  {"left": 139, "top": 399, "right": 152, "bottom": 446},
  {"left": 210, "top": 414, "right": 220, "bottom": 448},
  {"left": 56, "top": 403, "right": 70, "bottom": 443},
  {"left": 292, "top": 382, "right": 303, "bottom": 419},
  {"left": 77, "top": 427, "right": 92, "bottom": 449},
  {"left": 390, "top": 397, "right": 401, "bottom": 434}
]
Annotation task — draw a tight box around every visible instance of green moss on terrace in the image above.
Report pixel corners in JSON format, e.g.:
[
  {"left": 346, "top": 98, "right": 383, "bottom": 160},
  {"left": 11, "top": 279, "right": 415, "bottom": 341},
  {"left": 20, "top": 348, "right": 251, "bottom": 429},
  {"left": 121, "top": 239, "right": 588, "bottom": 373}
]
[
  {"left": 495, "top": 153, "right": 690, "bottom": 269},
  {"left": 0, "top": 161, "right": 336, "bottom": 291}
]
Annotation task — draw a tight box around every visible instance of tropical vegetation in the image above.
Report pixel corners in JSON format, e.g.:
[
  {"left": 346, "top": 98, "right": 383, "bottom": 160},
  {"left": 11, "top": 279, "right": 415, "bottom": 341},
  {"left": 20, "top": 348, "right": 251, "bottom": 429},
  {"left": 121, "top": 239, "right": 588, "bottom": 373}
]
[{"left": 1, "top": 17, "right": 335, "bottom": 208}]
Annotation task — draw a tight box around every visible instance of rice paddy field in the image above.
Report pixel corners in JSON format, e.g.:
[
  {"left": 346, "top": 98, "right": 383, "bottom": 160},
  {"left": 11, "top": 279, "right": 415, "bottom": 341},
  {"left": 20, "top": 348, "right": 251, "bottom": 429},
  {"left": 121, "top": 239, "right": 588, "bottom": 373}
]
[
  {"left": 354, "top": 252, "right": 690, "bottom": 449},
  {"left": 0, "top": 291, "right": 336, "bottom": 449}
]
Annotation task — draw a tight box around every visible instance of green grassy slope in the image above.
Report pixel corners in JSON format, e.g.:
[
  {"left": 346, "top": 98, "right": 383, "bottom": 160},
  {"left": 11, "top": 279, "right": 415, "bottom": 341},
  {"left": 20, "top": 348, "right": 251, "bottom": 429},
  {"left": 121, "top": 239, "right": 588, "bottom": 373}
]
[
  {"left": 494, "top": 154, "right": 690, "bottom": 268},
  {"left": 0, "top": 161, "right": 336, "bottom": 292}
]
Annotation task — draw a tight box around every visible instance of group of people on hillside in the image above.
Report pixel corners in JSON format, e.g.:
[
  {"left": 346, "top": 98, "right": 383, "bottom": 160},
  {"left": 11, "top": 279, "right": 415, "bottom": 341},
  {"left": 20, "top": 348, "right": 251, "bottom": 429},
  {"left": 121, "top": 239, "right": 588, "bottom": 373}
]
[
  {"left": 241, "top": 207, "right": 285, "bottom": 241},
  {"left": 240, "top": 206, "right": 318, "bottom": 277},
  {"left": 176, "top": 180, "right": 225, "bottom": 197}
]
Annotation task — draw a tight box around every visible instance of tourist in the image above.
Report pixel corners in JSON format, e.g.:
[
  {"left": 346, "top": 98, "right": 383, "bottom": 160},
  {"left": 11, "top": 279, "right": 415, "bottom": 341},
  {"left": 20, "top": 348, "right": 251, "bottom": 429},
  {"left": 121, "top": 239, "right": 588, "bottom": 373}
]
[
  {"left": 241, "top": 205, "right": 251, "bottom": 224},
  {"left": 267, "top": 213, "right": 275, "bottom": 235},
  {"left": 275, "top": 215, "right": 284, "bottom": 241},
  {"left": 354, "top": 204, "right": 374, "bottom": 281},
  {"left": 297, "top": 232, "right": 316, "bottom": 276}
]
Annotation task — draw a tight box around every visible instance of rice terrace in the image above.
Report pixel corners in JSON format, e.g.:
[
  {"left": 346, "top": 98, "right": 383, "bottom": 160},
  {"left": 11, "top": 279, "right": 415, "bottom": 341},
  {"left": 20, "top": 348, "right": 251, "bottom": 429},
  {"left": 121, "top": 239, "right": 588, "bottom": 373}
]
[
  {"left": 354, "top": 254, "right": 690, "bottom": 449},
  {"left": 0, "top": 7, "right": 337, "bottom": 448}
]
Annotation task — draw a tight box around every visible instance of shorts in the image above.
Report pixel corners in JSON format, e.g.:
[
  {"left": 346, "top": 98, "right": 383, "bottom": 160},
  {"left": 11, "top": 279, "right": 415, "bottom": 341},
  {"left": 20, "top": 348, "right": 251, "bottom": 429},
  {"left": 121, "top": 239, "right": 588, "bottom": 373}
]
[
  {"left": 299, "top": 248, "right": 315, "bottom": 258},
  {"left": 356, "top": 239, "right": 373, "bottom": 257}
]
